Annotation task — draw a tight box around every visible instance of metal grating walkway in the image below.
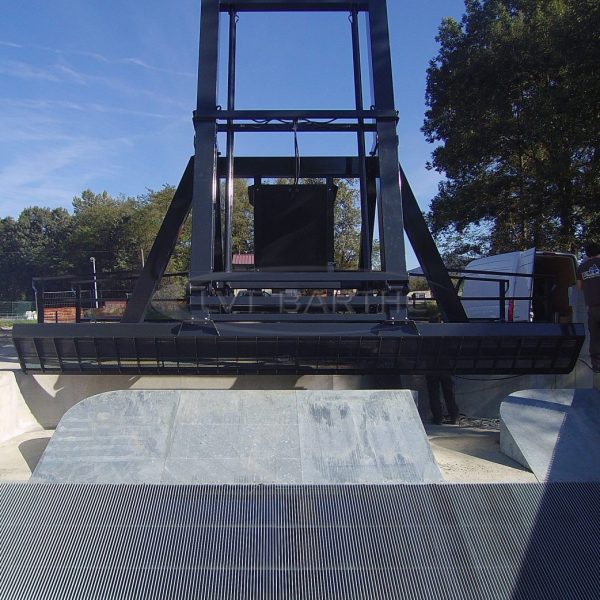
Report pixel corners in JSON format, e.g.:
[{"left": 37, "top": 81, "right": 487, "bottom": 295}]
[{"left": 1, "top": 483, "right": 598, "bottom": 599}]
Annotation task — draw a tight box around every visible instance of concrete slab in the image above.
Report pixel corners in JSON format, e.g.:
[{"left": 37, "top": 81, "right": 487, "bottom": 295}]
[
  {"left": 0, "top": 430, "right": 52, "bottom": 482},
  {"left": 0, "top": 371, "right": 41, "bottom": 443},
  {"left": 500, "top": 388, "right": 600, "bottom": 482},
  {"left": 31, "top": 389, "right": 443, "bottom": 484},
  {"left": 426, "top": 421, "right": 537, "bottom": 483}
]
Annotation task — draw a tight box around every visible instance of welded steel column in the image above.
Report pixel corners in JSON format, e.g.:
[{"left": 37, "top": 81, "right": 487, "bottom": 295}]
[
  {"left": 399, "top": 165, "right": 467, "bottom": 322},
  {"left": 224, "top": 9, "right": 238, "bottom": 272},
  {"left": 351, "top": 9, "right": 371, "bottom": 271},
  {"left": 190, "top": 0, "right": 220, "bottom": 278},
  {"left": 366, "top": 0, "right": 406, "bottom": 274}
]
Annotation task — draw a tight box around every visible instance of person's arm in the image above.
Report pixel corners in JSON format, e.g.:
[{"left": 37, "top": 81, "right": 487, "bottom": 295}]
[{"left": 577, "top": 279, "right": 583, "bottom": 290}]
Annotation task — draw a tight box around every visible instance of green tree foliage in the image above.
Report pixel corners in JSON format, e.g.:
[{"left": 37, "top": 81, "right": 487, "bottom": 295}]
[
  {"left": 232, "top": 180, "right": 254, "bottom": 255},
  {"left": 68, "top": 190, "right": 142, "bottom": 274},
  {"left": 0, "top": 217, "right": 26, "bottom": 300},
  {"left": 223, "top": 179, "right": 255, "bottom": 256},
  {"left": 334, "top": 179, "right": 363, "bottom": 269},
  {"left": 0, "top": 208, "right": 72, "bottom": 300},
  {"left": 423, "top": 0, "right": 600, "bottom": 259},
  {"left": 134, "top": 185, "right": 191, "bottom": 274},
  {"left": 0, "top": 176, "right": 375, "bottom": 299}
]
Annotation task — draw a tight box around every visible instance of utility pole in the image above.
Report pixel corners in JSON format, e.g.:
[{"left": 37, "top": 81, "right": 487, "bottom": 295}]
[{"left": 90, "top": 256, "right": 98, "bottom": 309}]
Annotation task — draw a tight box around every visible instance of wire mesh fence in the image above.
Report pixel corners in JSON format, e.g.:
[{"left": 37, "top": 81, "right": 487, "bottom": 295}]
[{"left": 0, "top": 301, "right": 36, "bottom": 321}]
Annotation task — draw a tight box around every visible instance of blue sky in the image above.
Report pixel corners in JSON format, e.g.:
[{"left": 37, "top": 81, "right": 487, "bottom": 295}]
[{"left": 0, "top": 0, "right": 466, "bottom": 268}]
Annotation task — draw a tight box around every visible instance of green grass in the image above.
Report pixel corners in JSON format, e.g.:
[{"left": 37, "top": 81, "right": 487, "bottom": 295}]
[{"left": 0, "top": 319, "right": 35, "bottom": 329}]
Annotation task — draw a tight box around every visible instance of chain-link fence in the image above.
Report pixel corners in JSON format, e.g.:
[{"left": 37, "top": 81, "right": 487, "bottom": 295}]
[{"left": 0, "top": 301, "right": 36, "bottom": 320}]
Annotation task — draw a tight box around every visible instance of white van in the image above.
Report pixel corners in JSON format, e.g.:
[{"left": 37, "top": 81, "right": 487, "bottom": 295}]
[{"left": 460, "top": 249, "right": 577, "bottom": 322}]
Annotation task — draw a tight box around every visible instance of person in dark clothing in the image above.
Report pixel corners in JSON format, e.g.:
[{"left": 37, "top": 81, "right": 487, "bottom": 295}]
[
  {"left": 426, "top": 374, "right": 460, "bottom": 425},
  {"left": 577, "top": 241, "right": 600, "bottom": 372}
]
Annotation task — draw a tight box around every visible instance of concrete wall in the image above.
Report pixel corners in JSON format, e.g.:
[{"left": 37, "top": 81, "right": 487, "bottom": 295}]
[{"left": 0, "top": 371, "right": 41, "bottom": 443}]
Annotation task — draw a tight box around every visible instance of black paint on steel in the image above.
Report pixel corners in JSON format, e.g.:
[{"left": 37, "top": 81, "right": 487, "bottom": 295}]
[
  {"left": 351, "top": 9, "right": 371, "bottom": 271},
  {"left": 218, "top": 122, "right": 379, "bottom": 132},
  {"left": 195, "top": 108, "right": 396, "bottom": 120},
  {"left": 250, "top": 184, "right": 335, "bottom": 271},
  {"left": 32, "top": 279, "right": 44, "bottom": 323},
  {"left": 18, "top": 0, "right": 586, "bottom": 376},
  {"left": 12, "top": 322, "right": 584, "bottom": 375},
  {"left": 190, "top": 269, "right": 407, "bottom": 288},
  {"left": 0, "top": 483, "right": 599, "bottom": 599},
  {"left": 224, "top": 8, "right": 237, "bottom": 272},
  {"left": 366, "top": 155, "right": 378, "bottom": 250},
  {"left": 366, "top": 0, "right": 406, "bottom": 274},
  {"left": 216, "top": 156, "right": 380, "bottom": 179},
  {"left": 399, "top": 164, "right": 468, "bottom": 323},
  {"left": 190, "top": 0, "right": 220, "bottom": 278},
  {"left": 219, "top": 0, "right": 370, "bottom": 10},
  {"left": 121, "top": 158, "right": 194, "bottom": 323}
]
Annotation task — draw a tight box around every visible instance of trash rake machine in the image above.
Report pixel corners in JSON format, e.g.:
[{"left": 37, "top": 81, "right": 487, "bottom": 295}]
[{"left": 13, "top": 0, "right": 583, "bottom": 376}]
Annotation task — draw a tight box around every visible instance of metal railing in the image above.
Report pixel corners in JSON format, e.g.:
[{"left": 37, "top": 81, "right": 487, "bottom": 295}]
[
  {"left": 33, "top": 272, "right": 188, "bottom": 324},
  {"left": 408, "top": 268, "right": 558, "bottom": 323},
  {"left": 31, "top": 266, "right": 559, "bottom": 324}
]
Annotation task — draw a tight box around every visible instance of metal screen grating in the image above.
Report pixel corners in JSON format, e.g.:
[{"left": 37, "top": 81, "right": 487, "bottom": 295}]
[
  {"left": 13, "top": 328, "right": 583, "bottom": 375},
  {"left": 0, "top": 483, "right": 598, "bottom": 599}
]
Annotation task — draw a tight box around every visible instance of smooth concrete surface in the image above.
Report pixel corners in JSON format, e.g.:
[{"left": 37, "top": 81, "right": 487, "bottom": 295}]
[
  {"left": 11, "top": 370, "right": 395, "bottom": 430},
  {"left": 0, "top": 371, "right": 41, "bottom": 443},
  {"left": 500, "top": 388, "right": 600, "bottom": 482},
  {"left": 426, "top": 421, "right": 537, "bottom": 483},
  {"left": 1, "top": 421, "right": 539, "bottom": 484},
  {"left": 0, "top": 429, "right": 53, "bottom": 482},
  {"left": 32, "top": 389, "right": 443, "bottom": 484}
]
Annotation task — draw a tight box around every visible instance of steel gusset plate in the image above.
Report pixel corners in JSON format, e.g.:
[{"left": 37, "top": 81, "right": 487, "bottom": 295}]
[{"left": 13, "top": 321, "right": 584, "bottom": 376}]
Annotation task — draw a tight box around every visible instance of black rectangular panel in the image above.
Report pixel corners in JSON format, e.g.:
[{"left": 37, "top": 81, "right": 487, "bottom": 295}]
[{"left": 250, "top": 184, "right": 335, "bottom": 271}]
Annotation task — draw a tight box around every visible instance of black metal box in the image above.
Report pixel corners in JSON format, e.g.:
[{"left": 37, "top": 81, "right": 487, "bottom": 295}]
[{"left": 249, "top": 184, "right": 335, "bottom": 271}]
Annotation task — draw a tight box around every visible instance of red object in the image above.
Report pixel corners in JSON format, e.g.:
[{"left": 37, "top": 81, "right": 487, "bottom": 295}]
[
  {"left": 232, "top": 253, "right": 254, "bottom": 266},
  {"left": 508, "top": 299, "right": 515, "bottom": 322}
]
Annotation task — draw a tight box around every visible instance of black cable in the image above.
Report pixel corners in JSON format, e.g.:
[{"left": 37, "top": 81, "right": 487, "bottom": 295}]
[{"left": 293, "top": 119, "right": 300, "bottom": 186}]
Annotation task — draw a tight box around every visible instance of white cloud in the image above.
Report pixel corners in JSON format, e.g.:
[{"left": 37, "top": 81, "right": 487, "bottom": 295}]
[
  {"left": 54, "top": 64, "right": 89, "bottom": 85},
  {"left": 117, "top": 56, "right": 194, "bottom": 78},
  {"left": 0, "top": 59, "right": 60, "bottom": 82},
  {"left": 0, "top": 40, "right": 23, "bottom": 48},
  {"left": 0, "top": 40, "right": 194, "bottom": 78},
  {"left": 0, "top": 136, "right": 133, "bottom": 215}
]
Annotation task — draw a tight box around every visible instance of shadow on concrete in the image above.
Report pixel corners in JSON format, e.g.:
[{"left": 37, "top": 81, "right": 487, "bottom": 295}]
[
  {"left": 18, "top": 437, "right": 50, "bottom": 473},
  {"left": 509, "top": 389, "right": 600, "bottom": 597},
  {"left": 510, "top": 482, "right": 600, "bottom": 597},
  {"left": 428, "top": 425, "right": 534, "bottom": 474},
  {"left": 503, "top": 389, "right": 600, "bottom": 482},
  {"left": 0, "top": 339, "right": 21, "bottom": 364},
  {"left": 544, "top": 389, "right": 600, "bottom": 482}
]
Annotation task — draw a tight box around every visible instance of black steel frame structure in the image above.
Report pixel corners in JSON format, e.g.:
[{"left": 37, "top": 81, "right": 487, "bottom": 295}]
[{"left": 13, "top": 0, "right": 585, "bottom": 374}]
